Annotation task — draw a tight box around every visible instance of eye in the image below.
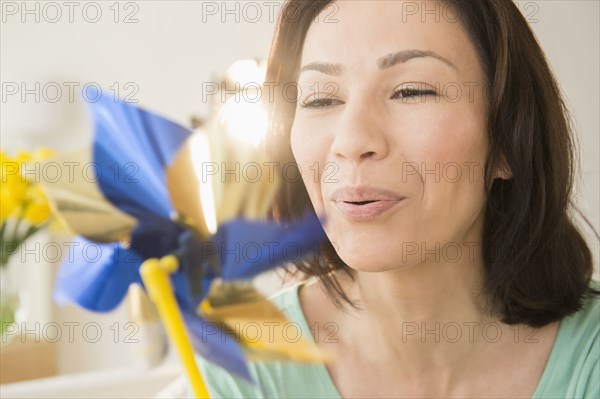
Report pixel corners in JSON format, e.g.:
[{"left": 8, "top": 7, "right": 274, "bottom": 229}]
[
  {"left": 299, "top": 96, "right": 343, "bottom": 109},
  {"left": 391, "top": 85, "right": 437, "bottom": 101}
]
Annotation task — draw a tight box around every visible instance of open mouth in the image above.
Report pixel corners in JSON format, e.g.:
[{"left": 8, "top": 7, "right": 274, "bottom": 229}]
[
  {"left": 330, "top": 186, "right": 406, "bottom": 220},
  {"left": 333, "top": 198, "right": 404, "bottom": 220},
  {"left": 344, "top": 200, "right": 378, "bottom": 205}
]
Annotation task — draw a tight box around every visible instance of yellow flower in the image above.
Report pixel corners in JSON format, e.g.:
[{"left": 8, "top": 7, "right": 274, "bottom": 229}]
[
  {"left": 1, "top": 153, "right": 20, "bottom": 183},
  {"left": 1, "top": 153, "right": 28, "bottom": 221},
  {"left": 0, "top": 148, "right": 55, "bottom": 226},
  {"left": 1, "top": 173, "right": 28, "bottom": 209},
  {"left": 14, "top": 151, "right": 31, "bottom": 164},
  {"left": 23, "top": 201, "right": 52, "bottom": 226},
  {"left": 14, "top": 148, "right": 53, "bottom": 184},
  {"left": 31, "top": 148, "right": 54, "bottom": 161},
  {"left": 22, "top": 184, "right": 52, "bottom": 226},
  {"left": 0, "top": 190, "right": 14, "bottom": 224}
]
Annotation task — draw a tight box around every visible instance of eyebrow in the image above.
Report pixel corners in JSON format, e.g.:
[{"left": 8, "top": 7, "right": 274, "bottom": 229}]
[
  {"left": 299, "top": 61, "right": 342, "bottom": 76},
  {"left": 299, "top": 49, "right": 458, "bottom": 76}
]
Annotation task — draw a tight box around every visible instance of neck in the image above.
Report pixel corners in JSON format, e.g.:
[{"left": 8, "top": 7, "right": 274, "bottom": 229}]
[{"left": 334, "top": 241, "right": 498, "bottom": 375}]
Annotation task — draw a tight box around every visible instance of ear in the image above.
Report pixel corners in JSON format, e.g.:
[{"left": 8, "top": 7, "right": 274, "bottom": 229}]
[
  {"left": 486, "top": 154, "right": 513, "bottom": 191},
  {"left": 493, "top": 153, "right": 513, "bottom": 180}
]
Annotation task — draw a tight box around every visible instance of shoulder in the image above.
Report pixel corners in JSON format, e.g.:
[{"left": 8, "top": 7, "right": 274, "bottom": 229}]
[
  {"left": 267, "top": 280, "right": 304, "bottom": 312},
  {"left": 562, "top": 279, "right": 600, "bottom": 347},
  {"left": 570, "top": 280, "right": 600, "bottom": 398},
  {"left": 534, "top": 280, "right": 599, "bottom": 398}
]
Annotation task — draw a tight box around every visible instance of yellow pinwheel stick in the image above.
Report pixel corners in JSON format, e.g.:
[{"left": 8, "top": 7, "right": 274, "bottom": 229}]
[{"left": 140, "top": 255, "right": 210, "bottom": 399}]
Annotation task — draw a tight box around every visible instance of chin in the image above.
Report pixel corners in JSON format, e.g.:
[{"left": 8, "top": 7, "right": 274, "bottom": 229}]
[
  {"left": 324, "top": 217, "right": 409, "bottom": 260},
  {"left": 331, "top": 237, "right": 410, "bottom": 273}
]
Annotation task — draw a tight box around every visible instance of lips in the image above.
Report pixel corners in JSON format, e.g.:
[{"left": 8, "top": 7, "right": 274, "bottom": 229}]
[{"left": 330, "top": 186, "right": 406, "bottom": 220}]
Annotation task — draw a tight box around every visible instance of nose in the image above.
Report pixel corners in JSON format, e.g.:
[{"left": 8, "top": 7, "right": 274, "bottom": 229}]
[{"left": 330, "top": 99, "right": 389, "bottom": 164}]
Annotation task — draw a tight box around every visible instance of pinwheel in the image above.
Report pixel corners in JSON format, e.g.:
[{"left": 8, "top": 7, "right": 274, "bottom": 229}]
[{"left": 39, "top": 95, "right": 331, "bottom": 397}]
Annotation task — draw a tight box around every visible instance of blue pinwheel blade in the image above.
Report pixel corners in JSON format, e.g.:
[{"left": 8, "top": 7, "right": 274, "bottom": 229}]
[
  {"left": 182, "top": 311, "right": 254, "bottom": 383},
  {"left": 54, "top": 237, "right": 143, "bottom": 312},
  {"left": 89, "top": 95, "right": 193, "bottom": 221},
  {"left": 218, "top": 212, "right": 328, "bottom": 281}
]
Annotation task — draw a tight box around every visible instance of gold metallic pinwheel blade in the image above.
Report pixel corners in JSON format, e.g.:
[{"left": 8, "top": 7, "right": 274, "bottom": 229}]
[
  {"left": 202, "top": 107, "right": 279, "bottom": 224},
  {"left": 242, "top": 156, "right": 281, "bottom": 220},
  {"left": 35, "top": 148, "right": 136, "bottom": 242},
  {"left": 165, "top": 134, "right": 215, "bottom": 238},
  {"left": 199, "top": 281, "right": 333, "bottom": 364}
]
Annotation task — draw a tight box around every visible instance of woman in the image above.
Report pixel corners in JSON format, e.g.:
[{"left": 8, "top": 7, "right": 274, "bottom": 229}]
[{"left": 196, "top": 0, "right": 599, "bottom": 397}]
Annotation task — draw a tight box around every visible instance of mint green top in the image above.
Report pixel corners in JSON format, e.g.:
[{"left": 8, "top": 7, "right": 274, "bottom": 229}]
[{"left": 192, "top": 280, "right": 599, "bottom": 398}]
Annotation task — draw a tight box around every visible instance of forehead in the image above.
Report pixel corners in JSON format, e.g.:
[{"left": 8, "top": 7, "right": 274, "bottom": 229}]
[{"left": 301, "top": 0, "right": 480, "bottom": 78}]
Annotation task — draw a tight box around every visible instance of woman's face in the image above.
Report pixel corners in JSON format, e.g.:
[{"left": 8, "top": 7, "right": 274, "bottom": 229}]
[{"left": 290, "top": 0, "right": 496, "bottom": 272}]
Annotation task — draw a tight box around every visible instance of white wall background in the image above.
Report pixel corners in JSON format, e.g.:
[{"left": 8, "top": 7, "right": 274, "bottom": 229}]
[{"left": 1, "top": 0, "right": 598, "bottom": 378}]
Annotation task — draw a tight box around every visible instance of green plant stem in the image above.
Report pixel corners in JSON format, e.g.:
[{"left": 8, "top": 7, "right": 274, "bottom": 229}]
[
  {"left": 21, "top": 225, "right": 39, "bottom": 242},
  {"left": 10, "top": 217, "right": 22, "bottom": 245},
  {"left": 0, "top": 222, "right": 6, "bottom": 260}
]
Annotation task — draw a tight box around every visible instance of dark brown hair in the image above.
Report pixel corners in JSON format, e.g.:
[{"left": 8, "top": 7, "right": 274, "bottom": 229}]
[{"left": 264, "top": 0, "right": 599, "bottom": 327}]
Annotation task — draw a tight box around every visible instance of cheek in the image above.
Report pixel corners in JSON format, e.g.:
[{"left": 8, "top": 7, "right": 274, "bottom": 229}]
[
  {"left": 290, "top": 121, "right": 317, "bottom": 170},
  {"left": 290, "top": 121, "right": 328, "bottom": 212},
  {"left": 403, "top": 101, "right": 487, "bottom": 175},
  {"left": 415, "top": 108, "right": 489, "bottom": 234}
]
